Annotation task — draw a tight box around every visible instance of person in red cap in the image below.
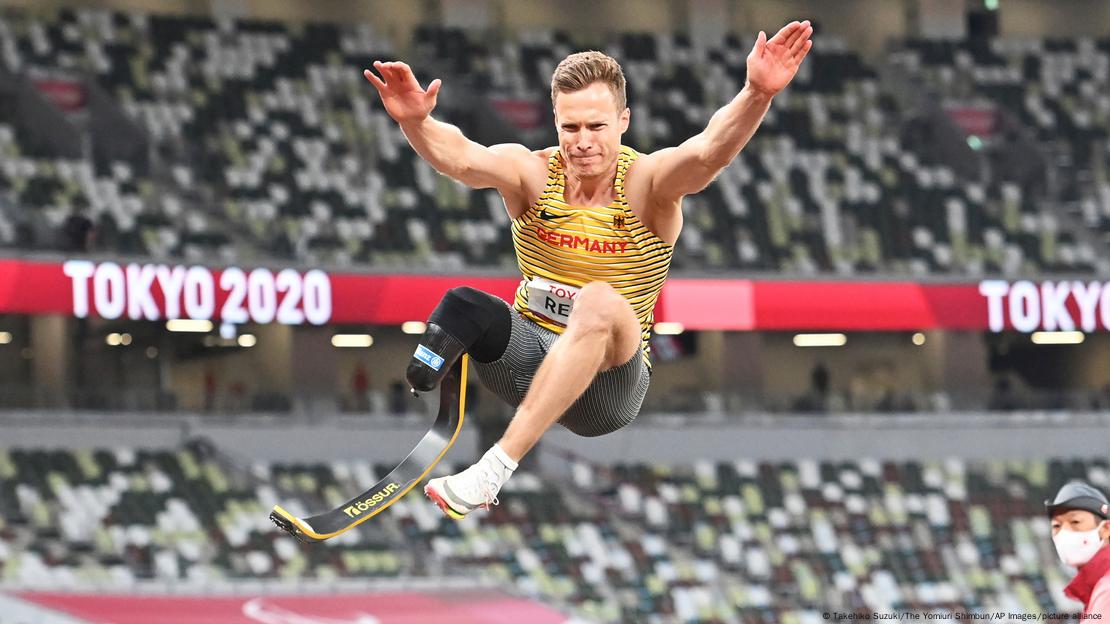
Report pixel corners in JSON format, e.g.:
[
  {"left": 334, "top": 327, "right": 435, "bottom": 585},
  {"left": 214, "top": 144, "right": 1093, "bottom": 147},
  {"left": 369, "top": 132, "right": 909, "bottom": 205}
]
[{"left": 1046, "top": 480, "right": 1110, "bottom": 616}]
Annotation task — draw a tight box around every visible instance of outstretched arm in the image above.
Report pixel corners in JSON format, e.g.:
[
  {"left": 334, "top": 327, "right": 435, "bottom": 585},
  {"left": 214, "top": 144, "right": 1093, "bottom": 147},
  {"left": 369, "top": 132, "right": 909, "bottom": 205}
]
[
  {"left": 638, "top": 21, "right": 813, "bottom": 201},
  {"left": 363, "top": 61, "right": 532, "bottom": 196}
]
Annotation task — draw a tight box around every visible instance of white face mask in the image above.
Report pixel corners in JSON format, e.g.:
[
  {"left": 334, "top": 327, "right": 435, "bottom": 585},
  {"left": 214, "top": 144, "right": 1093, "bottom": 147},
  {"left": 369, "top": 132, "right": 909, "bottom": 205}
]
[{"left": 1054, "top": 524, "right": 1107, "bottom": 567}]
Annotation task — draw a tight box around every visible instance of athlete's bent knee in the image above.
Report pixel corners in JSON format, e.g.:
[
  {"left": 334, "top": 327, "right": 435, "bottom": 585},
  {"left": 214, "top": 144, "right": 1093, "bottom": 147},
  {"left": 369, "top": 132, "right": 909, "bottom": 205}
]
[
  {"left": 406, "top": 287, "right": 511, "bottom": 392},
  {"left": 574, "top": 281, "right": 621, "bottom": 308},
  {"left": 568, "top": 282, "right": 638, "bottom": 367},
  {"left": 566, "top": 309, "right": 616, "bottom": 342},
  {"left": 570, "top": 282, "right": 626, "bottom": 329}
]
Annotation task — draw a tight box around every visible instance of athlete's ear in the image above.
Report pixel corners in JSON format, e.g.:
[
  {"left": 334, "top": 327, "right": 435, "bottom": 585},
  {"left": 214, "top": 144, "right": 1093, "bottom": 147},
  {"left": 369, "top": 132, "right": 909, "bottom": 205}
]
[{"left": 619, "top": 107, "right": 630, "bottom": 133}]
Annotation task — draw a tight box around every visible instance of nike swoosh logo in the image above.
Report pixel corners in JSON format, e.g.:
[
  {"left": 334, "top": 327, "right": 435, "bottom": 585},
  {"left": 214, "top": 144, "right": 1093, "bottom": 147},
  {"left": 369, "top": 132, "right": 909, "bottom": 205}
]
[{"left": 538, "top": 208, "right": 564, "bottom": 221}]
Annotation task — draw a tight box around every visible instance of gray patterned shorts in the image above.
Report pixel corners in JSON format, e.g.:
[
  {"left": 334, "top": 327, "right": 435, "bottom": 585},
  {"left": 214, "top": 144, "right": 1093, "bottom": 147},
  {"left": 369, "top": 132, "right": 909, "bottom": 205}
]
[{"left": 471, "top": 305, "right": 650, "bottom": 437}]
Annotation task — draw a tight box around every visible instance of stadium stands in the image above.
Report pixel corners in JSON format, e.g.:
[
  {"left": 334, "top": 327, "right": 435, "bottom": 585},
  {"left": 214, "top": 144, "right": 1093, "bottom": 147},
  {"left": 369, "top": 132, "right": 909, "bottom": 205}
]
[
  {"left": 893, "top": 37, "right": 1110, "bottom": 255},
  {"left": 2, "top": 441, "right": 1103, "bottom": 622},
  {"left": 441, "top": 26, "right": 1101, "bottom": 274},
  {"left": 1, "top": 8, "right": 1106, "bottom": 274},
  {"left": 0, "top": 10, "right": 504, "bottom": 269},
  {"left": 0, "top": 122, "right": 232, "bottom": 259}
]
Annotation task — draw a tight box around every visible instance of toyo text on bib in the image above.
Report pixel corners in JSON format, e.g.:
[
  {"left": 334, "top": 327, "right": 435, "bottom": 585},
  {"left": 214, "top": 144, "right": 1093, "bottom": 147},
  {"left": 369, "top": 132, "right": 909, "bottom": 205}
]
[{"left": 526, "top": 276, "right": 581, "bottom": 326}]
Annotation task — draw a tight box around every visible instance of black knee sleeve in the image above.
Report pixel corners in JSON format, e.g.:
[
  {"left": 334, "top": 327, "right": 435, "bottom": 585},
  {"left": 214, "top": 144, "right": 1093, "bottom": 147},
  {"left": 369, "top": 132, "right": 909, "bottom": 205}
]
[{"left": 405, "top": 287, "right": 511, "bottom": 392}]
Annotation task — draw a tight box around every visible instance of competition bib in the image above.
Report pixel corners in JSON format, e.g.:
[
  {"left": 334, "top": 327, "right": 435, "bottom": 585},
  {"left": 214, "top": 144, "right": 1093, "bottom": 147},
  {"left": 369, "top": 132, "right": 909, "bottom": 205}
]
[{"left": 526, "top": 276, "right": 580, "bottom": 326}]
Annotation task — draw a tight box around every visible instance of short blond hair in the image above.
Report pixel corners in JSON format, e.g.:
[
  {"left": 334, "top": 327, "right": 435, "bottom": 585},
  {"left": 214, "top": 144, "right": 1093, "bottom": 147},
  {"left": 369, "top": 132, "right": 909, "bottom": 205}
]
[{"left": 550, "top": 51, "right": 627, "bottom": 110}]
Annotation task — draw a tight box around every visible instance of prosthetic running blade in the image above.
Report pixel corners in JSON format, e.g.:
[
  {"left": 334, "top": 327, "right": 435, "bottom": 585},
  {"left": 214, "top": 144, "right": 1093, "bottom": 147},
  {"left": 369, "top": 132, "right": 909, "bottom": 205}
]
[{"left": 269, "top": 355, "right": 468, "bottom": 543}]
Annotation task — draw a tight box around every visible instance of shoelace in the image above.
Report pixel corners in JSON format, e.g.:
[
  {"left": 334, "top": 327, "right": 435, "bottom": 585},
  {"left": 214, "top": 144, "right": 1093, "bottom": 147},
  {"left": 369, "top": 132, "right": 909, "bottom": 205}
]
[{"left": 476, "top": 460, "right": 502, "bottom": 510}]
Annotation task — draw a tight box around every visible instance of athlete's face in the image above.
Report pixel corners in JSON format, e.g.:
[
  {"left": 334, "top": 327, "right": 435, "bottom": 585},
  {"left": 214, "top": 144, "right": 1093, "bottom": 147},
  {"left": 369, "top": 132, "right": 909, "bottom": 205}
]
[{"left": 553, "top": 82, "right": 630, "bottom": 180}]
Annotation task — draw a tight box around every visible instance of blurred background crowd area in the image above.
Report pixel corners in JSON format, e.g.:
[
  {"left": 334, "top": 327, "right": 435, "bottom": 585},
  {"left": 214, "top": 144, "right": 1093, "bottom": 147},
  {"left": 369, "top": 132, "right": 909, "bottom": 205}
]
[
  {"left": 2, "top": 428, "right": 1108, "bottom": 623},
  {"left": 0, "top": 0, "right": 1107, "bottom": 277},
  {"left": 1, "top": 0, "right": 1110, "bottom": 419}
]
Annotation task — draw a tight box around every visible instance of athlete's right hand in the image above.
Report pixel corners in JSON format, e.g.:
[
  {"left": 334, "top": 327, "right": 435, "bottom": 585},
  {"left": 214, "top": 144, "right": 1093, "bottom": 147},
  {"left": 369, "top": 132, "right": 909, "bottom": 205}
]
[{"left": 363, "top": 61, "right": 442, "bottom": 125}]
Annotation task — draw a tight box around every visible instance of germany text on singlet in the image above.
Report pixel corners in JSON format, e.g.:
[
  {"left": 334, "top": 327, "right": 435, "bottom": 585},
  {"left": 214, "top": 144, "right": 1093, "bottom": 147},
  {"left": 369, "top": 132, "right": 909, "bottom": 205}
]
[{"left": 510, "top": 146, "right": 674, "bottom": 368}]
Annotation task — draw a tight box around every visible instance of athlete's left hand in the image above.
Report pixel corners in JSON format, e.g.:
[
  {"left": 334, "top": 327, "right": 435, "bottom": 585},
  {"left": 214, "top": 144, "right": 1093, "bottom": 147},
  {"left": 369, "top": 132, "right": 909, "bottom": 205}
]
[{"left": 745, "top": 20, "right": 814, "bottom": 97}]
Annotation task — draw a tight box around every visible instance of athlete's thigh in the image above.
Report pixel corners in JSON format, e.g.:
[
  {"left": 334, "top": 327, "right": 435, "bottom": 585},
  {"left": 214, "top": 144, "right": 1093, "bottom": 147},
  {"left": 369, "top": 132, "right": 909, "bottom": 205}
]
[
  {"left": 471, "top": 308, "right": 555, "bottom": 407},
  {"left": 559, "top": 350, "right": 650, "bottom": 437},
  {"left": 564, "top": 281, "right": 641, "bottom": 371}
]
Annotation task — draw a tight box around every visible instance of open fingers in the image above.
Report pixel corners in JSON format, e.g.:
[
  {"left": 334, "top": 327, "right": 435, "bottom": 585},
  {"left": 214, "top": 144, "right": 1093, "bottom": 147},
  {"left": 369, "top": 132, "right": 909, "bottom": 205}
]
[
  {"left": 369, "top": 60, "right": 400, "bottom": 89},
  {"left": 782, "top": 20, "right": 809, "bottom": 50},
  {"left": 768, "top": 20, "right": 800, "bottom": 46},
  {"left": 390, "top": 61, "right": 422, "bottom": 89},
  {"left": 788, "top": 22, "right": 813, "bottom": 56},
  {"left": 798, "top": 38, "right": 813, "bottom": 61},
  {"left": 367, "top": 60, "right": 439, "bottom": 94},
  {"left": 363, "top": 67, "right": 386, "bottom": 92},
  {"left": 373, "top": 60, "right": 394, "bottom": 78},
  {"left": 376, "top": 62, "right": 401, "bottom": 85},
  {"left": 426, "top": 78, "right": 442, "bottom": 98},
  {"left": 372, "top": 61, "right": 406, "bottom": 89}
]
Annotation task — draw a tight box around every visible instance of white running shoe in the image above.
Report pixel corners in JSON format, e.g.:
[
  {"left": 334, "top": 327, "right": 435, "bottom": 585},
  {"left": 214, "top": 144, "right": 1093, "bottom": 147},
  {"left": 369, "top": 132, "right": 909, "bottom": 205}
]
[{"left": 425, "top": 444, "right": 517, "bottom": 519}]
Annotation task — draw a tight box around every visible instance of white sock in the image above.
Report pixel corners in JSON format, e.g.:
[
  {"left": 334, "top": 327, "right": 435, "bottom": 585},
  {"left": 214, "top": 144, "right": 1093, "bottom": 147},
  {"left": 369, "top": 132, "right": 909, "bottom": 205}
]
[{"left": 487, "top": 443, "right": 519, "bottom": 473}]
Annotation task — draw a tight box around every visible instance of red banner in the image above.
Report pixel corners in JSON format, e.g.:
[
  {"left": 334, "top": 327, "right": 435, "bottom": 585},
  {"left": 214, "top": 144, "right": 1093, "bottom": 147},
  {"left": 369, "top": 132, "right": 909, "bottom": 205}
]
[
  {"left": 489, "top": 98, "right": 545, "bottom": 130},
  {"left": 17, "top": 591, "right": 569, "bottom": 624},
  {"left": 32, "top": 79, "right": 88, "bottom": 112},
  {"left": 747, "top": 281, "right": 987, "bottom": 331},
  {"left": 946, "top": 105, "right": 998, "bottom": 137},
  {"left": 0, "top": 259, "right": 1102, "bottom": 332}
]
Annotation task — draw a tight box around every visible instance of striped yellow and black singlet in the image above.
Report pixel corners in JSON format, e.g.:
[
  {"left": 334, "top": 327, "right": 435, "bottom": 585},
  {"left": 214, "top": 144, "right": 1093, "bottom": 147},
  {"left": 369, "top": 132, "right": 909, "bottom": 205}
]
[{"left": 511, "top": 145, "right": 674, "bottom": 367}]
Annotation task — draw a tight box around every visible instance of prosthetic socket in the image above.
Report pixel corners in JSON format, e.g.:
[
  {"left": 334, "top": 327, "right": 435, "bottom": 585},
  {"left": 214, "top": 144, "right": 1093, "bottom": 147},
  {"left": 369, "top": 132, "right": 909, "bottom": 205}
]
[{"left": 405, "top": 287, "right": 511, "bottom": 393}]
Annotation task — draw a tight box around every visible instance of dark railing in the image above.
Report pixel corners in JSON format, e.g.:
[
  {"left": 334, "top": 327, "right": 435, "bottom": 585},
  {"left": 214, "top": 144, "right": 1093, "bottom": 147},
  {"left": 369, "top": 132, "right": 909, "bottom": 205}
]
[{"left": 3, "top": 383, "right": 1109, "bottom": 418}]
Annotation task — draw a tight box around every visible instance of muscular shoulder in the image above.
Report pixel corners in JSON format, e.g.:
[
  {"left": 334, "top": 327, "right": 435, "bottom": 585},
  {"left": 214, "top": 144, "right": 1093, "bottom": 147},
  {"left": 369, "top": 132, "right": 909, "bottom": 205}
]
[
  {"left": 487, "top": 143, "right": 549, "bottom": 170},
  {"left": 521, "top": 146, "right": 555, "bottom": 190},
  {"left": 492, "top": 145, "right": 553, "bottom": 219},
  {"left": 626, "top": 145, "right": 672, "bottom": 171},
  {"left": 622, "top": 147, "right": 682, "bottom": 245},
  {"left": 622, "top": 146, "right": 668, "bottom": 190},
  {"left": 532, "top": 146, "right": 559, "bottom": 171},
  {"left": 509, "top": 145, "right": 552, "bottom": 173},
  {"left": 623, "top": 147, "right": 676, "bottom": 207}
]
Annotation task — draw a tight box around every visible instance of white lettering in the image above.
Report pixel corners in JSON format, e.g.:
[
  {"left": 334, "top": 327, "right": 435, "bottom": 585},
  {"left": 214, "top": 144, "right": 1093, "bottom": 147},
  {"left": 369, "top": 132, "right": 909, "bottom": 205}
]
[
  {"left": 126, "top": 263, "right": 160, "bottom": 321},
  {"left": 1071, "top": 281, "right": 1101, "bottom": 332},
  {"left": 275, "top": 269, "right": 305, "bottom": 325},
  {"left": 183, "top": 266, "right": 215, "bottom": 319},
  {"left": 63, "top": 260, "right": 95, "bottom": 318},
  {"left": 302, "top": 270, "right": 332, "bottom": 325},
  {"left": 64, "top": 262, "right": 331, "bottom": 324},
  {"left": 247, "top": 268, "right": 277, "bottom": 324},
  {"left": 1100, "top": 285, "right": 1110, "bottom": 331},
  {"left": 93, "top": 262, "right": 126, "bottom": 320},
  {"left": 1008, "top": 280, "right": 1040, "bottom": 333},
  {"left": 155, "top": 265, "right": 186, "bottom": 319},
  {"left": 1040, "top": 281, "right": 1074, "bottom": 331},
  {"left": 219, "top": 268, "right": 249, "bottom": 324},
  {"left": 979, "top": 280, "right": 1009, "bottom": 332}
]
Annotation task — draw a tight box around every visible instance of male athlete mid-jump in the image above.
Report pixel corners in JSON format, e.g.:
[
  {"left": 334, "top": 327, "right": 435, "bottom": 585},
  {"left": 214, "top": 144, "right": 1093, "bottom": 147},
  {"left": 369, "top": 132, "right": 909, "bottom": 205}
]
[{"left": 363, "top": 21, "right": 813, "bottom": 519}]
